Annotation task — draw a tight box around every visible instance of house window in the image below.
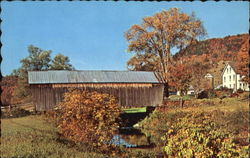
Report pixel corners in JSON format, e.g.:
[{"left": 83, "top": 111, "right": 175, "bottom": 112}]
[
  {"left": 229, "top": 75, "right": 231, "bottom": 81},
  {"left": 227, "top": 68, "right": 229, "bottom": 73},
  {"left": 229, "top": 84, "right": 231, "bottom": 88},
  {"left": 224, "top": 76, "right": 226, "bottom": 82},
  {"left": 230, "top": 67, "right": 231, "bottom": 73},
  {"left": 240, "top": 83, "right": 242, "bottom": 88}
]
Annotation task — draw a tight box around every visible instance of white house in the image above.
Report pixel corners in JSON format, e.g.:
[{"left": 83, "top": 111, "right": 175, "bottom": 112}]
[{"left": 221, "top": 62, "right": 249, "bottom": 92}]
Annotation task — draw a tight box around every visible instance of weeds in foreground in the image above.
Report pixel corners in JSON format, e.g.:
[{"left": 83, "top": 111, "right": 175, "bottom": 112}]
[{"left": 138, "top": 97, "right": 249, "bottom": 157}]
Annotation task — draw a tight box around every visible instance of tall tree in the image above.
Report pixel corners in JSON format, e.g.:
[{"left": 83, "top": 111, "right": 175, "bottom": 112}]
[
  {"left": 14, "top": 45, "right": 52, "bottom": 79},
  {"left": 24, "top": 45, "right": 51, "bottom": 71},
  {"left": 50, "top": 53, "right": 74, "bottom": 70},
  {"left": 125, "top": 8, "right": 206, "bottom": 97},
  {"left": 127, "top": 53, "right": 160, "bottom": 71},
  {"left": 12, "top": 45, "right": 52, "bottom": 103},
  {"left": 12, "top": 45, "right": 74, "bottom": 104},
  {"left": 169, "top": 61, "right": 192, "bottom": 107}
]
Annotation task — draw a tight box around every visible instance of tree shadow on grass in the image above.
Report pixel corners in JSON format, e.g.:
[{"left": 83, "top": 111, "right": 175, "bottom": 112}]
[{"left": 1, "top": 107, "right": 32, "bottom": 119}]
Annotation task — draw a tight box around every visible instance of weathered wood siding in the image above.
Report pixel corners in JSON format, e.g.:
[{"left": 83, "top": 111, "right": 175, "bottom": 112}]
[{"left": 30, "top": 83, "right": 164, "bottom": 111}]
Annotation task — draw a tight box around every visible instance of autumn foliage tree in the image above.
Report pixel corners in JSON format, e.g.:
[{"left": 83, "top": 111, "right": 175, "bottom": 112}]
[
  {"left": 127, "top": 53, "right": 160, "bottom": 71},
  {"left": 169, "top": 62, "right": 191, "bottom": 96},
  {"left": 0, "top": 76, "right": 18, "bottom": 106},
  {"left": 169, "top": 61, "right": 192, "bottom": 106},
  {"left": 125, "top": 8, "right": 206, "bottom": 96},
  {"left": 56, "top": 89, "right": 121, "bottom": 151},
  {"left": 169, "top": 53, "right": 211, "bottom": 100}
]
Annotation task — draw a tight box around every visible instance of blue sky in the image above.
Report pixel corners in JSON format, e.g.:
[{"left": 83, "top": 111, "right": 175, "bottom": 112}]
[{"left": 1, "top": 1, "right": 249, "bottom": 76}]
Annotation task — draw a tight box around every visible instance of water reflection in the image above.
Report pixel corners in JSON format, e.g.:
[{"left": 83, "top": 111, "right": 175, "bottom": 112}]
[
  {"left": 114, "top": 108, "right": 156, "bottom": 148},
  {"left": 110, "top": 135, "right": 137, "bottom": 148},
  {"left": 110, "top": 127, "right": 155, "bottom": 148}
]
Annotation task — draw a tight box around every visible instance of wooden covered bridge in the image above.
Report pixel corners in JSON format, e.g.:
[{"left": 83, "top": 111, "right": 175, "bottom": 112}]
[{"left": 28, "top": 70, "right": 164, "bottom": 111}]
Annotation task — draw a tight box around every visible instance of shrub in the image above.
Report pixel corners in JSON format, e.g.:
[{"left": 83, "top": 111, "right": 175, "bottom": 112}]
[
  {"left": 138, "top": 110, "right": 188, "bottom": 154},
  {"left": 197, "top": 89, "right": 217, "bottom": 99},
  {"left": 215, "top": 87, "right": 233, "bottom": 98},
  {"left": 197, "top": 90, "right": 209, "bottom": 99},
  {"left": 236, "top": 88, "right": 244, "bottom": 93},
  {"left": 56, "top": 89, "right": 121, "bottom": 152},
  {"left": 163, "top": 112, "right": 247, "bottom": 157}
]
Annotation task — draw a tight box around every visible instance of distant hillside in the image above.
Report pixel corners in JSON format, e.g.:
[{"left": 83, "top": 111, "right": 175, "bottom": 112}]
[
  {"left": 176, "top": 33, "right": 248, "bottom": 58},
  {"left": 174, "top": 33, "right": 249, "bottom": 87}
]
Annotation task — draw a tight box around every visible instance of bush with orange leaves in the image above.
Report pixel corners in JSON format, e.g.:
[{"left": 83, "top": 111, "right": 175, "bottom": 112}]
[{"left": 56, "top": 89, "right": 121, "bottom": 151}]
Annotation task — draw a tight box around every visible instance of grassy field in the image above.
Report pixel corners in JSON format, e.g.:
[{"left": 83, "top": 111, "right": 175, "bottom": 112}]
[
  {"left": 1, "top": 114, "right": 155, "bottom": 158},
  {"left": 1, "top": 93, "right": 249, "bottom": 157},
  {"left": 122, "top": 107, "right": 147, "bottom": 113},
  {"left": 1, "top": 115, "right": 108, "bottom": 158},
  {"left": 168, "top": 94, "right": 194, "bottom": 101}
]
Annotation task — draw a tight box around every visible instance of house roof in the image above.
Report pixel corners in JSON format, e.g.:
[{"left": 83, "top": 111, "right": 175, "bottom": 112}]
[
  {"left": 28, "top": 70, "right": 163, "bottom": 84},
  {"left": 221, "top": 61, "right": 239, "bottom": 76}
]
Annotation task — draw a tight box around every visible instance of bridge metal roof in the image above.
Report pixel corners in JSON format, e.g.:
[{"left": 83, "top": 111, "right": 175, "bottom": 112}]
[{"left": 28, "top": 70, "right": 163, "bottom": 84}]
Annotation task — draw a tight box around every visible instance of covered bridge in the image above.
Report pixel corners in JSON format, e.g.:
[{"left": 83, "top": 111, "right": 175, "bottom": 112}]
[{"left": 28, "top": 70, "right": 164, "bottom": 111}]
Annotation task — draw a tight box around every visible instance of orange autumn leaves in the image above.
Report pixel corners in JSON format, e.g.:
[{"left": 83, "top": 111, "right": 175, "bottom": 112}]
[
  {"left": 57, "top": 89, "right": 121, "bottom": 149},
  {"left": 168, "top": 62, "right": 191, "bottom": 95},
  {"left": 235, "top": 40, "right": 249, "bottom": 83},
  {"left": 125, "top": 8, "right": 249, "bottom": 92},
  {"left": 169, "top": 55, "right": 210, "bottom": 95},
  {"left": 125, "top": 8, "right": 206, "bottom": 82},
  {"left": 1, "top": 76, "right": 18, "bottom": 106}
]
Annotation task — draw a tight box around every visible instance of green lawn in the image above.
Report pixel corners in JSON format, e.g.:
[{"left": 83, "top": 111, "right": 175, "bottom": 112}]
[
  {"left": 122, "top": 107, "right": 147, "bottom": 113},
  {"left": 1, "top": 115, "right": 106, "bottom": 158},
  {"left": 168, "top": 95, "right": 194, "bottom": 101}
]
